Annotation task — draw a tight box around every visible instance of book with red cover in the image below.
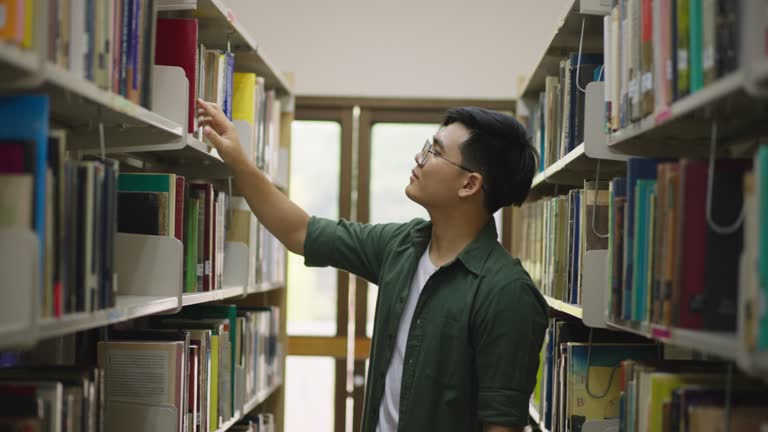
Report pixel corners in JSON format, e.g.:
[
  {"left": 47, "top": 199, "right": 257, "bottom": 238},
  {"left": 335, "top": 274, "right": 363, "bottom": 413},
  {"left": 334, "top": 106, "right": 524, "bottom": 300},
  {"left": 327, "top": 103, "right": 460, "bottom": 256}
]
[
  {"left": 676, "top": 160, "right": 708, "bottom": 329},
  {"left": 155, "top": 18, "right": 198, "bottom": 133},
  {"left": 189, "top": 183, "right": 213, "bottom": 291},
  {"left": 175, "top": 176, "right": 186, "bottom": 242}
]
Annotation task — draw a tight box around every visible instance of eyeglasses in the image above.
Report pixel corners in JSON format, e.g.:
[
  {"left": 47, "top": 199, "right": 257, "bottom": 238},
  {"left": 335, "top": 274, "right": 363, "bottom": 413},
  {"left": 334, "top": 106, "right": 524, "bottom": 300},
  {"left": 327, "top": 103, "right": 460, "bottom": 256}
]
[{"left": 418, "top": 138, "right": 476, "bottom": 173}]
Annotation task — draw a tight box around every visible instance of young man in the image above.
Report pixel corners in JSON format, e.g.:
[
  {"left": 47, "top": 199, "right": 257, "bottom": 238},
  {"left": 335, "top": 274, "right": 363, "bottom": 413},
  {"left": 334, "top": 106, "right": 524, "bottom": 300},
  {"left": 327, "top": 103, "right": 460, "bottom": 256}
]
[{"left": 197, "top": 99, "right": 548, "bottom": 432}]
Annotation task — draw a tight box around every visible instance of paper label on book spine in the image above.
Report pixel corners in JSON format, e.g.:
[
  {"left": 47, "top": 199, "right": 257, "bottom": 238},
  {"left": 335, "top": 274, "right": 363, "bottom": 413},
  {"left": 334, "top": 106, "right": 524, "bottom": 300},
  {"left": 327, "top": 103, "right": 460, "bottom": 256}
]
[
  {"left": 642, "top": 73, "right": 653, "bottom": 92},
  {"left": 205, "top": 261, "right": 211, "bottom": 275},
  {"left": 677, "top": 50, "right": 689, "bottom": 70},
  {"left": 197, "top": 264, "right": 204, "bottom": 276},
  {"left": 628, "top": 79, "right": 639, "bottom": 101},
  {"left": 703, "top": 48, "right": 715, "bottom": 69}
]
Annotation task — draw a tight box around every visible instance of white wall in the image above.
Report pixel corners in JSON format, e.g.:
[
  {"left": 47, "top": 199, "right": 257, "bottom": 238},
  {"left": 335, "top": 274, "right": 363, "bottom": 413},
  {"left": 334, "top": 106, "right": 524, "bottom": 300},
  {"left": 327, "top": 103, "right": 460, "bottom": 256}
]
[{"left": 227, "top": 0, "right": 572, "bottom": 100}]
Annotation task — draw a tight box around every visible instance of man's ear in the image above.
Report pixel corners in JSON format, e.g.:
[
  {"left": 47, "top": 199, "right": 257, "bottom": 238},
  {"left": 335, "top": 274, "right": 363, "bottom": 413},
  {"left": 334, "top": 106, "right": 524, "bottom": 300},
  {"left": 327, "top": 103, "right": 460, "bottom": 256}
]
[{"left": 458, "top": 173, "right": 483, "bottom": 199}]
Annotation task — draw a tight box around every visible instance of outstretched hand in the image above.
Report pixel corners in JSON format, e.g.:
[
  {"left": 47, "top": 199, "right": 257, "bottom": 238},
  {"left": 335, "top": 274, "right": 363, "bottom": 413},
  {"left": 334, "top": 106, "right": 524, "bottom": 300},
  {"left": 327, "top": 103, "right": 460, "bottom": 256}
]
[{"left": 196, "top": 98, "right": 246, "bottom": 166}]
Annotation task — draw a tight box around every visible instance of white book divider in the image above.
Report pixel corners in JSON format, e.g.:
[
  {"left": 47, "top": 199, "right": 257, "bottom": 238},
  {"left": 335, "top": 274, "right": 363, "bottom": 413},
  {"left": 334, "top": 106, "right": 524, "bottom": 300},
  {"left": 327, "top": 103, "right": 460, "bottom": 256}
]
[
  {"left": 581, "top": 250, "right": 610, "bottom": 329},
  {"left": 223, "top": 241, "right": 250, "bottom": 297},
  {"left": 584, "top": 82, "right": 629, "bottom": 162},
  {"left": 0, "top": 229, "right": 39, "bottom": 349},
  {"left": 114, "top": 233, "right": 183, "bottom": 310}
]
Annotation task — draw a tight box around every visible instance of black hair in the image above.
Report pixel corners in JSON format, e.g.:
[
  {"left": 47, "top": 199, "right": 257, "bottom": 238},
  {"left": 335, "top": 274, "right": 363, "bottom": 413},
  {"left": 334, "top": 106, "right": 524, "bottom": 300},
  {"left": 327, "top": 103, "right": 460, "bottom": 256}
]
[{"left": 442, "top": 106, "right": 537, "bottom": 213}]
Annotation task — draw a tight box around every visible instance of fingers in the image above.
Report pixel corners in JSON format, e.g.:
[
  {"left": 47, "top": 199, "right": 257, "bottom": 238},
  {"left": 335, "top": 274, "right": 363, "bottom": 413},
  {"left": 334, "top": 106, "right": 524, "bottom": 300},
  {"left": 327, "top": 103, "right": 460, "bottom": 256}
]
[
  {"left": 196, "top": 98, "right": 228, "bottom": 131},
  {"left": 203, "top": 125, "right": 226, "bottom": 150}
]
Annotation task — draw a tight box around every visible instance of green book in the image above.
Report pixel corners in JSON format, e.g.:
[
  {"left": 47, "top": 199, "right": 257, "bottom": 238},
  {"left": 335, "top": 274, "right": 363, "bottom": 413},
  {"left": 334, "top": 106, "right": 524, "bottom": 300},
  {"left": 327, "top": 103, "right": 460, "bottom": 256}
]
[
  {"left": 689, "top": 0, "right": 704, "bottom": 91},
  {"left": 758, "top": 146, "right": 768, "bottom": 350},
  {"left": 185, "top": 197, "right": 200, "bottom": 292},
  {"left": 632, "top": 179, "right": 656, "bottom": 321}
]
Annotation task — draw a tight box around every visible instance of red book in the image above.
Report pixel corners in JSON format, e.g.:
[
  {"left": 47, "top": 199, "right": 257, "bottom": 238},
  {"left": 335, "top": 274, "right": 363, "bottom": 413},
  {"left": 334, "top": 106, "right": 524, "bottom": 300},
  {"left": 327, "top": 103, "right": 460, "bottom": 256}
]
[
  {"left": 175, "top": 176, "right": 186, "bottom": 242},
  {"left": 189, "top": 183, "right": 213, "bottom": 291},
  {"left": 677, "top": 160, "right": 707, "bottom": 329},
  {"left": 155, "top": 18, "right": 198, "bottom": 133},
  {"left": 0, "top": 142, "right": 26, "bottom": 172}
]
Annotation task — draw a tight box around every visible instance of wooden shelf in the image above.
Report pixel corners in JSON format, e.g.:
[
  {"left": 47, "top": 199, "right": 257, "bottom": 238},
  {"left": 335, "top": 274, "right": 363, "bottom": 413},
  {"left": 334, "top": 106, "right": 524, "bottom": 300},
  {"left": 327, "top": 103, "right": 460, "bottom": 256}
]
[
  {"left": 38, "top": 295, "right": 180, "bottom": 341},
  {"left": 159, "top": 0, "right": 292, "bottom": 96},
  {"left": 518, "top": 0, "right": 604, "bottom": 102},
  {"left": 608, "top": 70, "right": 768, "bottom": 156},
  {"left": 543, "top": 295, "right": 583, "bottom": 319}
]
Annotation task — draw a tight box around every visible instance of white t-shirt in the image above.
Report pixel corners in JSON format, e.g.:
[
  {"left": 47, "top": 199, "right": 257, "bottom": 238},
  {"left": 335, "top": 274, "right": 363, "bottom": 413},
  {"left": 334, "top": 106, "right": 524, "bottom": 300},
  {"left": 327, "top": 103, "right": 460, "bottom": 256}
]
[{"left": 376, "top": 246, "right": 438, "bottom": 432}]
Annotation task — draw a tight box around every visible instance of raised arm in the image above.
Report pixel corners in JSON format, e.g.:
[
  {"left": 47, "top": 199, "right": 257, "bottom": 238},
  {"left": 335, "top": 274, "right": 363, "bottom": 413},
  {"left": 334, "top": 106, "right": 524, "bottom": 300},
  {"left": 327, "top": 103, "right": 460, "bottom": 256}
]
[{"left": 197, "top": 98, "right": 310, "bottom": 255}]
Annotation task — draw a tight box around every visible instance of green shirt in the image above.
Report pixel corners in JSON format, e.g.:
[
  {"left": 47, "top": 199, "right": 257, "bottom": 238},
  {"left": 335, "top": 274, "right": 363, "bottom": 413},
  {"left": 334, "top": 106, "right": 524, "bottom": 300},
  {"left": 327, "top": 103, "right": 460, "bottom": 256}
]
[{"left": 303, "top": 216, "right": 548, "bottom": 431}]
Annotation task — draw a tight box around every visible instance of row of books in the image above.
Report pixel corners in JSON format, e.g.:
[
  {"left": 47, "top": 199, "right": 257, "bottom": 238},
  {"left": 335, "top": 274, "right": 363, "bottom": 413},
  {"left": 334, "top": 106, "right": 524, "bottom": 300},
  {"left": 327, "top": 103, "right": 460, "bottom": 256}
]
[
  {"left": 517, "top": 180, "right": 609, "bottom": 305},
  {"left": 0, "top": 303, "right": 281, "bottom": 432},
  {"left": 116, "top": 172, "right": 230, "bottom": 293},
  {"left": 603, "top": 0, "right": 740, "bottom": 132},
  {"left": 533, "top": 318, "right": 768, "bottom": 432},
  {"left": 527, "top": 53, "right": 604, "bottom": 171},
  {"left": 518, "top": 146, "right": 768, "bottom": 342},
  {"left": 154, "top": 18, "right": 286, "bottom": 181},
  {"left": 0, "top": 96, "right": 119, "bottom": 318},
  {"left": 605, "top": 155, "right": 756, "bottom": 333},
  {"left": 230, "top": 413, "right": 275, "bottom": 432}
]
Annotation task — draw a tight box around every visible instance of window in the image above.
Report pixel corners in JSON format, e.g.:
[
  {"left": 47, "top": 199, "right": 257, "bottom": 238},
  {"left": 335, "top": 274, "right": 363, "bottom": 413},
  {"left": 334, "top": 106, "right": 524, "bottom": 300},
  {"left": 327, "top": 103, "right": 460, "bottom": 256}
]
[
  {"left": 285, "top": 356, "right": 335, "bottom": 432},
  {"left": 288, "top": 121, "right": 341, "bottom": 336}
]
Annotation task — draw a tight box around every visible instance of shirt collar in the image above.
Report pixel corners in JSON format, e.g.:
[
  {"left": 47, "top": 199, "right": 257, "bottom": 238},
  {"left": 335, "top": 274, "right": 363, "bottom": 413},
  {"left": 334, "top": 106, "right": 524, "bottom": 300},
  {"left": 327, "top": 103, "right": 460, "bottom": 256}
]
[{"left": 409, "top": 218, "right": 498, "bottom": 275}]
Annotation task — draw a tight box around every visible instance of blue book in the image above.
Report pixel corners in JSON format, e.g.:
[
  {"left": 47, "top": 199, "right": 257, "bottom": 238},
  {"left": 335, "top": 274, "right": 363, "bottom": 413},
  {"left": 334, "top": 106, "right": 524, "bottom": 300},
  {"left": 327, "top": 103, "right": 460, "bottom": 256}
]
[
  {"left": 0, "top": 95, "right": 50, "bottom": 310},
  {"left": 224, "top": 52, "right": 235, "bottom": 120},
  {"left": 622, "top": 159, "right": 658, "bottom": 320},
  {"left": 568, "top": 52, "right": 604, "bottom": 152},
  {"left": 570, "top": 190, "right": 581, "bottom": 304},
  {"left": 632, "top": 180, "right": 656, "bottom": 321}
]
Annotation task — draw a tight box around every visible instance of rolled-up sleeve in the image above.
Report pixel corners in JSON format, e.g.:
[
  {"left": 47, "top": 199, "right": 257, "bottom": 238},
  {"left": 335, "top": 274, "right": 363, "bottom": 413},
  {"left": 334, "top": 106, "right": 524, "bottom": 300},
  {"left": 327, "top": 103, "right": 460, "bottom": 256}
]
[
  {"left": 472, "top": 278, "right": 548, "bottom": 427},
  {"left": 302, "top": 216, "right": 410, "bottom": 285}
]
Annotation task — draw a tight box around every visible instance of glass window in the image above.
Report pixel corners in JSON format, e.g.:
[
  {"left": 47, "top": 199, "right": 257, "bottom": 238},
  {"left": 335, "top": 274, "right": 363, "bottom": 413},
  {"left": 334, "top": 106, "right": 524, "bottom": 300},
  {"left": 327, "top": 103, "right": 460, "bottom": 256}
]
[
  {"left": 367, "top": 123, "right": 436, "bottom": 336},
  {"left": 288, "top": 121, "right": 341, "bottom": 336},
  {"left": 285, "top": 356, "right": 335, "bottom": 432}
]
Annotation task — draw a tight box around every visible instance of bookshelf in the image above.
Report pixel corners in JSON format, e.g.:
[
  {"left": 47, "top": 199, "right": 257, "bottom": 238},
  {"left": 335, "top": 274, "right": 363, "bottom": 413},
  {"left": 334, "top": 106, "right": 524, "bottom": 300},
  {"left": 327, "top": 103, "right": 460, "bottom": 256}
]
[
  {"left": 0, "top": 0, "right": 292, "bottom": 430},
  {"left": 517, "top": 0, "right": 768, "bottom": 430}
]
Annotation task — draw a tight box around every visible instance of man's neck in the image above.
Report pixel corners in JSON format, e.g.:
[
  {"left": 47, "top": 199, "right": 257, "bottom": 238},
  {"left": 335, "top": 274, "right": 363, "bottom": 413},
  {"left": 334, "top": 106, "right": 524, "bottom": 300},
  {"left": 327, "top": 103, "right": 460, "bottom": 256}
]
[{"left": 427, "top": 207, "right": 490, "bottom": 268}]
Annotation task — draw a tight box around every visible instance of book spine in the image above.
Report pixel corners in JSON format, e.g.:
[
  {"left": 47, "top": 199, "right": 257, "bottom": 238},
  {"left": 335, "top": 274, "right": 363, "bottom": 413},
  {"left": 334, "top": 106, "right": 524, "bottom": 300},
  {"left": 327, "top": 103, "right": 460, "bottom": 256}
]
[{"left": 676, "top": 0, "right": 690, "bottom": 99}]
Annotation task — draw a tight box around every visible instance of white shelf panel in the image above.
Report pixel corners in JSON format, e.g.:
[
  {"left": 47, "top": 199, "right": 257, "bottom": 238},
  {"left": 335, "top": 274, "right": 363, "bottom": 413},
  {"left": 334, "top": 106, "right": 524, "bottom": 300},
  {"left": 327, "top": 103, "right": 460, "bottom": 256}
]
[
  {"left": 249, "top": 280, "right": 285, "bottom": 294},
  {"left": 531, "top": 144, "right": 626, "bottom": 195},
  {"left": 182, "top": 287, "right": 245, "bottom": 307},
  {"left": 38, "top": 295, "right": 179, "bottom": 340},
  {"left": 42, "top": 63, "right": 184, "bottom": 143},
  {"left": 0, "top": 41, "right": 38, "bottom": 79},
  {"left": 215, "top": 409, "right": 242, "bottom": 432},
  {"left": 543, "top": 295, "right": 583, "bottom": 319},
  {"left": 242, "top": 378, "right": 283, "bottom": 414},
  {"left": 608, "top": 70, "right": 768, "bottom": 156},
  {"left": 158, "top": 0, "right": 292, "bottom": 96}
]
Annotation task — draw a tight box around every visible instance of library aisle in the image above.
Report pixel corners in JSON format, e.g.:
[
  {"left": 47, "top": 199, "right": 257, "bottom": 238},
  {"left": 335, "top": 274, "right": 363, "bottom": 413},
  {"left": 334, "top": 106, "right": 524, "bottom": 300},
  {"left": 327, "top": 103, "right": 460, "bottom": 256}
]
[{"left": 0, "top": 0, "right": 290, "bottom": 431}]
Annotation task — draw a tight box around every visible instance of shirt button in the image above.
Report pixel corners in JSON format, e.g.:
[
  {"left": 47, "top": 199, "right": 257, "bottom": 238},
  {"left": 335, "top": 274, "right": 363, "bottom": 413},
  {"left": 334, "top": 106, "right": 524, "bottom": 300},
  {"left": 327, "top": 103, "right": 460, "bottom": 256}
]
[{"left": 416, "top": 319, "right": 421, "bottom": 326}]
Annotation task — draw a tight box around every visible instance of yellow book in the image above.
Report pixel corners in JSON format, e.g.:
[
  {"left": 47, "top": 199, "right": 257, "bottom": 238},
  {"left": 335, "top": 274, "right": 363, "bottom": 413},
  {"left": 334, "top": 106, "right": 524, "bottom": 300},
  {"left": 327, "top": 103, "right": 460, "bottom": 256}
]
[
  {"left": 232, "top": 73, "right": 256, "bottom": 123},
  {"left": 209, "top": 334, "right": 219, "bottom": 431},
  {"left": 22, "top": 0, "right": 31, "bottom": 47}
]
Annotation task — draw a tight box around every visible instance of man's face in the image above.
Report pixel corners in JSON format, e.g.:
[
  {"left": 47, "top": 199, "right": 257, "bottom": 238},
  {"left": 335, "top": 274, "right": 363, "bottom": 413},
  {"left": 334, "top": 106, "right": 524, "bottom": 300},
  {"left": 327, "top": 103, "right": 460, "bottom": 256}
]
[{"left": 405, "top": 122, "right": 473, "bottom": 211}]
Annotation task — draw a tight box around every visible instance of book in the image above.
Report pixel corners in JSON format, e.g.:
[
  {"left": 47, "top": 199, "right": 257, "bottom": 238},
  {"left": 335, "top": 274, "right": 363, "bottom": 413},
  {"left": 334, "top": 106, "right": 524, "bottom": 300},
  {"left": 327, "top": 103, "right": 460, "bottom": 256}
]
[
  {"left": 632, "top": 179, "right": 656, "bottom": 322},
  {"left": 758, "top": 146, "right": 768, "bottom": 350},
  {"left": 676, "top": 0, "right": 690, "bottom": 98},
  {"left": 117, "top": 192, "right": 168, "bottom": 236},
  {"left": 118, "top": 172, "right": 176, "bottom": 236},
  {"left": 155, "top": 18, "right": 199, "bottom": 133}
]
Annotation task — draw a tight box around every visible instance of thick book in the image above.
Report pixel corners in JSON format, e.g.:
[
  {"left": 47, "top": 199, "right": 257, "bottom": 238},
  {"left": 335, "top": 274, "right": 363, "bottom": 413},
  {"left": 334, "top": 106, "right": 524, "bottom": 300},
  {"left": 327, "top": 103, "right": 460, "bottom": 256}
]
[
  {"left": 675, "top": 159, "right": 708, "bottom": 329},
  {"left": 632, "top": 179, "right": 656, "bottom": 322},
  {"left": 118, "top": 172, "right": 176, "bottom": 236},
  {"left": 189, "top": 183, "right": 214, "bottom": 291},
  {"left": 155, "top": 18, "right": 199, "bottom": 133},
  {"left": 117, "top": 191, "right": 168, "bottom": 235},
  {"left": 702, "top": 160, "right": 751, "bottom": 331}
]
